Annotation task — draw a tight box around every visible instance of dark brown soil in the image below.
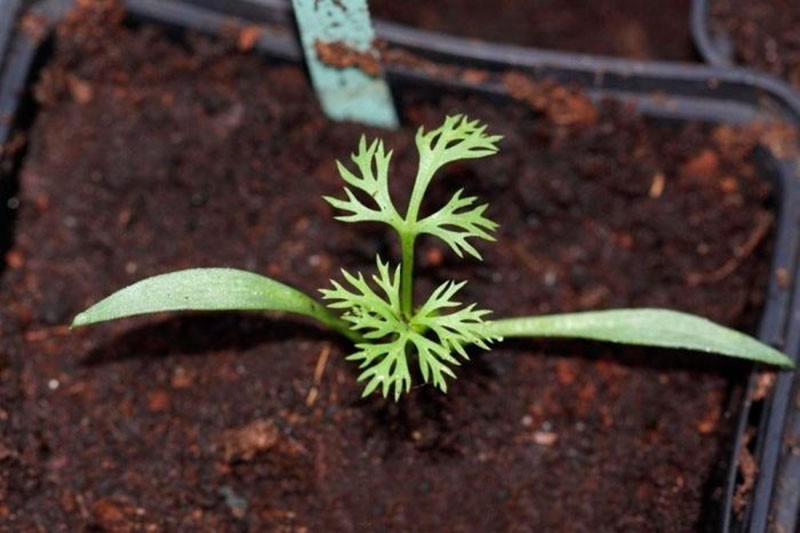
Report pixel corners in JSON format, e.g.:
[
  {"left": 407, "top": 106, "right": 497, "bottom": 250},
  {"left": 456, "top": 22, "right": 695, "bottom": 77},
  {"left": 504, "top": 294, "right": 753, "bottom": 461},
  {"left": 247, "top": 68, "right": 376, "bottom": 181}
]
[
  {"left": 0, "top": 3, "right": 778, "bottom": 531},
  {"left": 711, "top": 0, "right": 800, "bottom": 89},
  {"left": 372, "top": 0, "right": 697, "bottom": 61}
]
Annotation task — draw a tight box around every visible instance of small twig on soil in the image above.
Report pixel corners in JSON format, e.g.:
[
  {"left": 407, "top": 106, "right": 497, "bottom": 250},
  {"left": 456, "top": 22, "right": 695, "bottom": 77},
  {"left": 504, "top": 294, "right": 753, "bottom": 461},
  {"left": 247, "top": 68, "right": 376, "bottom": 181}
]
[
  {"left": 509, "top": 242, "right": 544, "bottom": 276},
  {"left": 74, "top": 492, "right": 90, "bottom": 521},
  {"left": 306, "top": 343, "right": 331, "bottom": 407},
  {"left": 686, "top": 211, "right": 772, "bottom": 286},
  {"left": 648, "top": 172, "right": 666, "bottom": 198}
]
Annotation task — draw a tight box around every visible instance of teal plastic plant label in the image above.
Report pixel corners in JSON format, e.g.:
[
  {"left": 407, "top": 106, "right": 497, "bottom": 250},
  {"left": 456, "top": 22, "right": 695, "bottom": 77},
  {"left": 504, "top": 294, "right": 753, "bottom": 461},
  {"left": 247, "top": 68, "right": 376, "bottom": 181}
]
[{"left": 291, "top": 0, "right": 399, "bottom": 128}]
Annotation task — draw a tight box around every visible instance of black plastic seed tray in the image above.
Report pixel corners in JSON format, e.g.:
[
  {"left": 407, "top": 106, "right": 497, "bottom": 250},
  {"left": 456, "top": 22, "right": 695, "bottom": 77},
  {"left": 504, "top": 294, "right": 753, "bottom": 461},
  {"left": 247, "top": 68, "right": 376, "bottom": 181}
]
[{"left": 2, "top": 1, "right": 800, "bottom": 530}]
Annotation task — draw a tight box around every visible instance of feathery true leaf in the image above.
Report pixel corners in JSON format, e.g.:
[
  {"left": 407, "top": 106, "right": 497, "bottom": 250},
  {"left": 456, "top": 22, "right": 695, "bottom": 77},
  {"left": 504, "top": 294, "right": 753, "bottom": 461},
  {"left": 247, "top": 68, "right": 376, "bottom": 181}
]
[
  {"left": 415, "top": 115, "right": 502, "bottom": 190},
  {"left": 322, "top": 257, "right": 498, "bottom": 398},
  {"left": 323, "top": 136, "right": 402, "bottom": 226},
  {"left": 416, "top": 189, "right": 498, "bottom": 259}
]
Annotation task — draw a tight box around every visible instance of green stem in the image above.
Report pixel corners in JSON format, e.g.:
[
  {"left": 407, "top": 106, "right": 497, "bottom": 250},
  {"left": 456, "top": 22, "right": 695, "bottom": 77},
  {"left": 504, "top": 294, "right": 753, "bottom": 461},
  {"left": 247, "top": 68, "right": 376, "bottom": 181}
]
[
  {"left": 399, "top": 164, "right": 434, "bottom": 319},
  {"left": 307, "top": 300, "right": 364, "bottom": 344},
  {"left": 400, "top": 231, "right": 416, "bottom": 318},
  {"left": 406, "top": 161, "right": 434, "bottom": 224}
]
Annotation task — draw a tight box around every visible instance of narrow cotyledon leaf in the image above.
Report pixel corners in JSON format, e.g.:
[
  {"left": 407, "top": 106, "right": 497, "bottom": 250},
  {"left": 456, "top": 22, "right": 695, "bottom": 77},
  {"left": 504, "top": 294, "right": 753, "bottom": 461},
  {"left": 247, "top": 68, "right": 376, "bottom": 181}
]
[
  {"left": 485, "top": 309, "right": 793, "bottom": 368},
  {"left": 71, "top": 268, "right": 358, "bottom": 341}
]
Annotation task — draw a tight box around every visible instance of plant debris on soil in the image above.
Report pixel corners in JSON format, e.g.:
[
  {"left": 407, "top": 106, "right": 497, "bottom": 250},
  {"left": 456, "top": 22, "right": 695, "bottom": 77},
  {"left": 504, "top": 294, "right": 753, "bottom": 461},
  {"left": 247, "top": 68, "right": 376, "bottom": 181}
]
[
  {"left": 0, "top": 2, "right": 780, "bottom": 530},
  {"left": 711, "top": 0, "right": 800, "bottom": 88},
  {"left": 314, "top": 40, "right": 382, "bottom": 77},
  {"left": 371, "top": 0, "right": 696, "bottom": 61}
]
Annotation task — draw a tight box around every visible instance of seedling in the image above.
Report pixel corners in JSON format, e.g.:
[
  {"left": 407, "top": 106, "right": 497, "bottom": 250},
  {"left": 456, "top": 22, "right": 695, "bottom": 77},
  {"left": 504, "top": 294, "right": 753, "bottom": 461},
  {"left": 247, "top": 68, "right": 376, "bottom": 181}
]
[{"left": 72, "top": 115, "right": 793, "bottom": 400}]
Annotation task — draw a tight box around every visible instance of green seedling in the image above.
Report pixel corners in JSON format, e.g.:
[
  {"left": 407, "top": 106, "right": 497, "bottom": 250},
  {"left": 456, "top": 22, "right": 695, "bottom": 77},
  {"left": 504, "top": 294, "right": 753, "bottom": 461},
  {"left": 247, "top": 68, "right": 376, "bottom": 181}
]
[{"left": 72, "top": 115, "right": 793, "bottom": 400}]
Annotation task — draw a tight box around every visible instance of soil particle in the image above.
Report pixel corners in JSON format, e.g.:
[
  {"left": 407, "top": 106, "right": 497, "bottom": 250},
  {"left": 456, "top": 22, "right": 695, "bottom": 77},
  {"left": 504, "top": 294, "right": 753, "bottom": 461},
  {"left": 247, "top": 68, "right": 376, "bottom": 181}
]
[
  {"left": 750, "top": 371, "right": 777, "bottom": 402},
  {"left": 733, "top": 434, "right": 759, "bottom": 516},
  {"left": 237, "top": 25, "right": 262, "bottom": 52},
  {"left": 221, "top": 419, "right": 281, "bottom": 463},
  {"left": 19, "top": 13, "right": 49, "bottom": 44},
  {"left": 502, "top": 71, "right": 599, "bottom": 127},
  {"left": 89, "top": 496, "right": 148, "bottom": 532}
]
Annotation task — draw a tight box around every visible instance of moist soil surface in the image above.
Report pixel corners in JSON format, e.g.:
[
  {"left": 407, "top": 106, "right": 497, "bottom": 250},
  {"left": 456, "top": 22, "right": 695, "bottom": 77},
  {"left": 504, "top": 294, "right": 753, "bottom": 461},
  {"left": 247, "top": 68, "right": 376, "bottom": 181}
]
[
  {"left": 0, "top": 4, "right": 777, "bottom": 531},
  {"left": 371, "top": 0, "right": 696, "bottom": 61},
  {"left": 711, "top": 0, "right": 800, "bottom": 89}
]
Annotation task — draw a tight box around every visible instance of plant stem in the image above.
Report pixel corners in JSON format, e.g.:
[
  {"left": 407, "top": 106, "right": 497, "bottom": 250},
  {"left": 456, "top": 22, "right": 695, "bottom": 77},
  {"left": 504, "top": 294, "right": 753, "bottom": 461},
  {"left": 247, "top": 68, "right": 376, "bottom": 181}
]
[
  {"left": 308, "top": 300, "right": 364, "bottom": 343},
  {"left": 400, "top": 231, "right": 416, "bottom": 318},
  {"left": 399, "top": 163, "right": 434, "bottom": 319}
]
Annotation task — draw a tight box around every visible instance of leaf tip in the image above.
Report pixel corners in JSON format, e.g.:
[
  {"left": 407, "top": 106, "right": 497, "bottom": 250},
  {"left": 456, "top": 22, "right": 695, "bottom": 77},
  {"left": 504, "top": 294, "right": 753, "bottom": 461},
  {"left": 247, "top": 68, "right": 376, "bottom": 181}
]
[
  {"left": 773, "top": 352, "right": 795, "bottom": 369},
  {"left": 71, "top": 311, "right": 91, "bottom": 329}
]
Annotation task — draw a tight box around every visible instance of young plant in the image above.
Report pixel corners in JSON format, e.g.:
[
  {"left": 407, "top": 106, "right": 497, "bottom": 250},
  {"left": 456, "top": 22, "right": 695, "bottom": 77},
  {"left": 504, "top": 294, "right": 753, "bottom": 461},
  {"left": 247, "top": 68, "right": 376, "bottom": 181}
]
[{"left": 72, "top": 115, "right": 793, "bottom": 400}]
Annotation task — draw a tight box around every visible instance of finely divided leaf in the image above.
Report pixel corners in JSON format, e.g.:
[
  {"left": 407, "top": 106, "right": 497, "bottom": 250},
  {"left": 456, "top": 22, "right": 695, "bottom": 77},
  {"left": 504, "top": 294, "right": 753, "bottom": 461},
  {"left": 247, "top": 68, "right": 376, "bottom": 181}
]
[
  {"left": 348, "top": 337, "right": 412, "bottom": 400},
  {"left": 416, "top": 114, "right": 502, "bottom": 181},
  {"left": 412, "top": 279, "right": 498, "bottom": 359},
  {"left": 71, "top": 268, "right": 347, "bottom": 336},
  {"left": 323, "top": 136, "right": 401, "bottom": 226},
  {"left": 322, "top": 256, "right": 411, "bottom": 399},
  {"left": 320, "top": 256, "right": 403, "bottom": 339},
  {"left": 322, "top": 257, "right": 499, "bottom": 398},
  {"left": 408, "top": 332, "right": 460, "bottom": 392},
  {"left": 416, "top": 189, "right": 498, "bottom": 259},
  {"left": 410, "top": 279, "right": 498, "bottom": 392},
  {"left": 486, "top": 309, "right": 793, "bottom": 367}
]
